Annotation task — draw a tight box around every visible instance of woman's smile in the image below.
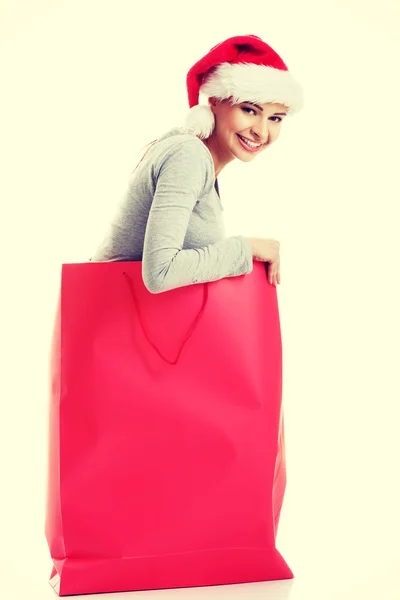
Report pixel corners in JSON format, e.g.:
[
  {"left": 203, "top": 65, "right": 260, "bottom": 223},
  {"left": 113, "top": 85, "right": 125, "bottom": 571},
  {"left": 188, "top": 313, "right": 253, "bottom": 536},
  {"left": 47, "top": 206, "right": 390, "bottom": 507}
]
[{"left": 236, "top": 133, "right": 264, "bottom": 152}]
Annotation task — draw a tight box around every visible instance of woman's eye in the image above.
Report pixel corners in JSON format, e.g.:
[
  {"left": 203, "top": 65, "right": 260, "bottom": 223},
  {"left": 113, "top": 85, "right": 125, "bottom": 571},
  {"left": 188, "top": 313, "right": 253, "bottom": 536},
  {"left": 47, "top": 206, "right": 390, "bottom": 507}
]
[
  {"left": 242, "top": 107, "right": 257, "bottom": 116},
  {"left": 242, "top": 107, "right": 282, "bottom": 123}
]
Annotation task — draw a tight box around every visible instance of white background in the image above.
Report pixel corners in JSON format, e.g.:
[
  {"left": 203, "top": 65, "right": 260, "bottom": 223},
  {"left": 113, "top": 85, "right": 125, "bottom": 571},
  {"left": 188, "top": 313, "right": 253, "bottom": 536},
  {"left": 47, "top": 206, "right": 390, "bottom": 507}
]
[{"left": 1, "top": 1, "right": 399, "bottom": 598}]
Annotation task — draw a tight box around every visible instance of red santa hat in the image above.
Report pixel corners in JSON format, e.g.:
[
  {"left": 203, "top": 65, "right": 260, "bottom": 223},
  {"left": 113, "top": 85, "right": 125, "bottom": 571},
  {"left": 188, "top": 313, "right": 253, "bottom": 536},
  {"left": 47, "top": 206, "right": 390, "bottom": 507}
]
[{"left": 183, "top": 34, "right": 304, "bottom": 138}]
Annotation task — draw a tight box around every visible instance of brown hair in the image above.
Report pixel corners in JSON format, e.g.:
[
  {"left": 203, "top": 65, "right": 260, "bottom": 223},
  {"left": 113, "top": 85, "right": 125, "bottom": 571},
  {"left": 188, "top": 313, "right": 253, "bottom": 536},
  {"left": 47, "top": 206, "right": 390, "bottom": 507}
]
[{"left": 131, "top": 139, "right": 158, "bottom": 174}]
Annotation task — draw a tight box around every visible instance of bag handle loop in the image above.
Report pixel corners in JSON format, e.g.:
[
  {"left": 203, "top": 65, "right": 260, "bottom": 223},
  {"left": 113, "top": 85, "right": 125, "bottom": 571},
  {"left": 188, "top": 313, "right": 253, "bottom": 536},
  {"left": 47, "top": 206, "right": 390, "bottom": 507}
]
[{"left": 123, "top": 272, "right": 209, "bottom": 366}]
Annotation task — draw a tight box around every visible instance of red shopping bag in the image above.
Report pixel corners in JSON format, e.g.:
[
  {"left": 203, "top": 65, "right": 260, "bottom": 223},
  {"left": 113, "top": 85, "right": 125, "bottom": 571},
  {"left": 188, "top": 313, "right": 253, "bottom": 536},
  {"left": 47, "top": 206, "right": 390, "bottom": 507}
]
[{"left": 45, "top": 260, "right": 292, "bottom": 596}]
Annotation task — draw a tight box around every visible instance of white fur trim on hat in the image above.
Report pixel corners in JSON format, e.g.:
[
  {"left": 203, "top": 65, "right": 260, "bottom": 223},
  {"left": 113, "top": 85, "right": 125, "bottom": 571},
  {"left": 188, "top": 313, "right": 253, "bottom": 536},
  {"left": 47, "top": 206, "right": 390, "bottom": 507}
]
[{"left": 201, "top": 62, "right": 304, "bottom": 115}]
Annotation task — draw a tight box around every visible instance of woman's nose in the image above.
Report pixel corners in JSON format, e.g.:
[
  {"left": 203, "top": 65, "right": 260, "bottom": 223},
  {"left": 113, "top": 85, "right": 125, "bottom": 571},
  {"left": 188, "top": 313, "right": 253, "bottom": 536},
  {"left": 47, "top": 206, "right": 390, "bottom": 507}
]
[{"left": 252, "top": 119, "right": 270, "bottom": 143}]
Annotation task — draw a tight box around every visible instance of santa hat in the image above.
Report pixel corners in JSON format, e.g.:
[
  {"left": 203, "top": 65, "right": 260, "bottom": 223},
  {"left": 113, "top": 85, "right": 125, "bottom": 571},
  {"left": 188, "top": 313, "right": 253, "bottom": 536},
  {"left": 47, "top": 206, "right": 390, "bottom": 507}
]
[{"left": 183, "top": 34, "right": 304, "bottom": 139}]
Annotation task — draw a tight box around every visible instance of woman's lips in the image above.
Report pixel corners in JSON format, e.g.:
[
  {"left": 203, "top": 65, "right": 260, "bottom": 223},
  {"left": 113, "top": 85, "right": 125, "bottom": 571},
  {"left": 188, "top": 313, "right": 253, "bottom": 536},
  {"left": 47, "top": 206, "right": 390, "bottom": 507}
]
[{"left": 236, "top": 134, "right": 263, "bottom": 153}]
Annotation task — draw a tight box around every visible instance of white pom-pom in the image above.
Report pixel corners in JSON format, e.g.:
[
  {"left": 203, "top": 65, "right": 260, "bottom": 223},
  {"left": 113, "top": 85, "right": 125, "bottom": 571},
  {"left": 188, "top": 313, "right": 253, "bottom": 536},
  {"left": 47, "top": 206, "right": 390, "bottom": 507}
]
[{"left": 183, "top": 104, "right": 215, "bottom": 139}]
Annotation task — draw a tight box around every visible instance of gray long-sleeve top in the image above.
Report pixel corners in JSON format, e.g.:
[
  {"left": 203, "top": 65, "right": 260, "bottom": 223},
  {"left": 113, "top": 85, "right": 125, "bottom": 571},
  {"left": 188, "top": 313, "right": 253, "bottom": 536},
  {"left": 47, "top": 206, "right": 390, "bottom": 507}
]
[{"left": 91, "top": 127, "right": 253, "bottom": 293}]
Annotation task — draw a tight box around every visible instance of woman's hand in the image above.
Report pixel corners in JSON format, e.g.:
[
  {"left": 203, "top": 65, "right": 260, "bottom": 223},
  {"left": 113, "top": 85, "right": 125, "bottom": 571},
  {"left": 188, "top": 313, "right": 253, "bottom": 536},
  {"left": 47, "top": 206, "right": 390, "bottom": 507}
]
[{"left": 248, "top": 237, "right": 281, "bottom": 286}]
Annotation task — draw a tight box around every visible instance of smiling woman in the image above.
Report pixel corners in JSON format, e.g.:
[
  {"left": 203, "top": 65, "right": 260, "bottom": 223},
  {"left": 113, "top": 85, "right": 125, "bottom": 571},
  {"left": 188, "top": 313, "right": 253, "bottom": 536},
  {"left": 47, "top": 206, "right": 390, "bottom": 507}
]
[
  {"left": 91, "top": 34, "right": 304, "bottom": 292},
  {"left": 49, "top": 35, "right": 306, "bottom": 597}
]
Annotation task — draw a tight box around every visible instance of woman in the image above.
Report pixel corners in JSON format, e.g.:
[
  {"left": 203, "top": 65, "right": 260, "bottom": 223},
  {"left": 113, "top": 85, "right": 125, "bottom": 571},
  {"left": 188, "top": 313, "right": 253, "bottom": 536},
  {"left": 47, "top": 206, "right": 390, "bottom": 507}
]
[
  {"left": 46, "top": 35, "right": 305, "bottom": 595},
  {"left": 91, "top": 34, "right": 304, "bottom": 293}
]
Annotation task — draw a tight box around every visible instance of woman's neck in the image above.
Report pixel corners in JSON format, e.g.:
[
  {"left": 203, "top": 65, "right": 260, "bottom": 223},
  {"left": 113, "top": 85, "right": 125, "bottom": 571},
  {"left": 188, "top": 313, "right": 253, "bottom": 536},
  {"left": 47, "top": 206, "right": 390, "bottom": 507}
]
[{"left": 201, "top": 135, "right": 234, "bottom": 179}]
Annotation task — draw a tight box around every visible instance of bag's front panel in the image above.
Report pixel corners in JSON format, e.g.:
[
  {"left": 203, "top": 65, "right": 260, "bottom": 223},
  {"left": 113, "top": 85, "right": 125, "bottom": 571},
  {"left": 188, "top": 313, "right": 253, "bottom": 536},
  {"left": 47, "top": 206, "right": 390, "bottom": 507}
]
[{"left": 49, "top": 261, "right": 291, "bottom": 594}]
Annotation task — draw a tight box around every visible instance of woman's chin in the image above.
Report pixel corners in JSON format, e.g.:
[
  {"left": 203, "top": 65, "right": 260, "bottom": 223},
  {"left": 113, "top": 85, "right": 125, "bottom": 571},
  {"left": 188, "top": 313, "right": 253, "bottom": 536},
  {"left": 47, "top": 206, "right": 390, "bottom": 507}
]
[{"left": 233, "top": 147, "right": 258, "bottom": 162}]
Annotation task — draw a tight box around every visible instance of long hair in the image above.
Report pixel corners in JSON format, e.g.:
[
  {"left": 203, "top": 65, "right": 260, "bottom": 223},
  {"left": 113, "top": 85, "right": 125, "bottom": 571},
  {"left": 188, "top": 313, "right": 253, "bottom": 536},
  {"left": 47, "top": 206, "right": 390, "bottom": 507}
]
[{"left": 131, "top": 139, "right": 158, "bottom": 174}]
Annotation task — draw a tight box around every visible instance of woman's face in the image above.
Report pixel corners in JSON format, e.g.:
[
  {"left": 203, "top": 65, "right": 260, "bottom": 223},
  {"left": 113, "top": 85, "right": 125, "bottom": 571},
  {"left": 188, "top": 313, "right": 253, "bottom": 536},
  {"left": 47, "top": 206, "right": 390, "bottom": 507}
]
[{"left": 208, "top": 97, "right": 288, "bottom": 163}]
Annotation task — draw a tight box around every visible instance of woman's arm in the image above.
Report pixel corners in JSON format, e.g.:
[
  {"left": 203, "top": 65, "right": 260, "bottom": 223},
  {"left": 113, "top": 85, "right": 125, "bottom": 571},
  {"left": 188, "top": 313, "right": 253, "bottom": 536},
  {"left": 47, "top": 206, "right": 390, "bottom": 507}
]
[{"left": 142, "top": 140, "right": 253, "bottom": 294}]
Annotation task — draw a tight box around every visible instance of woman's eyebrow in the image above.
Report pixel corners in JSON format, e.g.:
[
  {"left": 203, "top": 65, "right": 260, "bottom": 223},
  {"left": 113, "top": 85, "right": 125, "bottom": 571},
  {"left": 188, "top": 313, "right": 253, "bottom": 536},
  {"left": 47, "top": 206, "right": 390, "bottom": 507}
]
[{"left": 245, "top": 102, "right": 287, "bottom": 115}]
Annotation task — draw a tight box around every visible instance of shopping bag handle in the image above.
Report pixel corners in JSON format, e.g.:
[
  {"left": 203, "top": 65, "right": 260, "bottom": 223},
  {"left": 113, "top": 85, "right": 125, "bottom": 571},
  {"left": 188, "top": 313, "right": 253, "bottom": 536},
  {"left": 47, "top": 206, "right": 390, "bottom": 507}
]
[{"left": 122, "top": 271, "right": 209, "bottom": 366}]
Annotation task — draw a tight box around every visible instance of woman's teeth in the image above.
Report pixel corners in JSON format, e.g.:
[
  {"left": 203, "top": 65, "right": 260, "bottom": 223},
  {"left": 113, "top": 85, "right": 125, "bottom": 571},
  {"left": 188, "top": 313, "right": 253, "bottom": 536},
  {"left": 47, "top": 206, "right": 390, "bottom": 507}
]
[{"left": 237, "top": 134, "right": 262, "bottom": 149}]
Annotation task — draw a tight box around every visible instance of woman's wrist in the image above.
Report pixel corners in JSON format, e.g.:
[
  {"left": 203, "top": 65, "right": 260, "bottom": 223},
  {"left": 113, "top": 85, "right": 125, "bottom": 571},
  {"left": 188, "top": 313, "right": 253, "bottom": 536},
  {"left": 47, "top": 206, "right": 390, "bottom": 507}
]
[{"left": 246, "top": 237, "right": 257, "bottom": 256}]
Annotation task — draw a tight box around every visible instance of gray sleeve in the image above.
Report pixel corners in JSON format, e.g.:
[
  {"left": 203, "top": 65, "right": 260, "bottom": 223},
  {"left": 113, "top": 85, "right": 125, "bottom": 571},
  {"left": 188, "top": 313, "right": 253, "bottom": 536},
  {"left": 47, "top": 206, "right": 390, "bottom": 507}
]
[{"left": 142, "top": 141, "right": 253, "bottom": 294}]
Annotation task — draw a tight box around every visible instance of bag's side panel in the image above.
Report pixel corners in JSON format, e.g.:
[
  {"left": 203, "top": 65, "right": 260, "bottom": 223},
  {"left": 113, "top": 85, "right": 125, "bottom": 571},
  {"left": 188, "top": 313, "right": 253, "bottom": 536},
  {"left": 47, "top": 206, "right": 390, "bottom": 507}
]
[{"left": 45, "top": 286, "right": 66, "bottom": 586}]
